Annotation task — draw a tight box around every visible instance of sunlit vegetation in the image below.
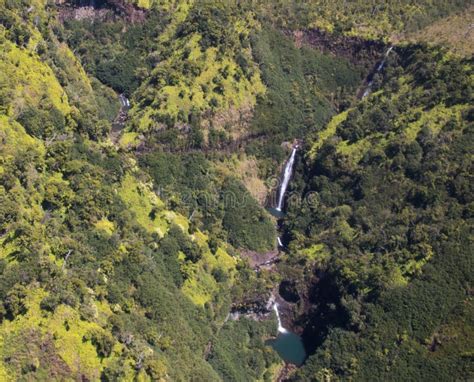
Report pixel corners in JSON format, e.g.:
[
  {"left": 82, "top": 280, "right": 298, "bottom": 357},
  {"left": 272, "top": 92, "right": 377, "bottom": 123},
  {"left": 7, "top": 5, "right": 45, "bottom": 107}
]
[
  {"left": 0, "top": 1, "right": 273, "bottom": 379},
  {"left": 138, "top": 151, "right": 277, "bottom": 252},
  {"left": 259, "top": 0, "right": 470, "bottom": 39},
  {"left": 404, "top": 4, "right": 474, "bottom": 57},
  {"left": 282, "top": 44, "right": 473, "bottom": 380},
  {"left": 0, "top": 0, "right": 472, "bottom": 380},
  {"left": 129, "top": 2, "right": 265, "bottom": 133}
]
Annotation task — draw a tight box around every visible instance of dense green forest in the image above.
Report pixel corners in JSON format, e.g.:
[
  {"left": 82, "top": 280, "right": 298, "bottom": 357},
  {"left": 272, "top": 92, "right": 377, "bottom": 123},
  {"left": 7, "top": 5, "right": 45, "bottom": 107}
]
[
  {"left": 0, "top": 0, "right": 472, "bottom": 381},
  {"left": 282, "top": 44, "right": 473, "bottom": 380}
]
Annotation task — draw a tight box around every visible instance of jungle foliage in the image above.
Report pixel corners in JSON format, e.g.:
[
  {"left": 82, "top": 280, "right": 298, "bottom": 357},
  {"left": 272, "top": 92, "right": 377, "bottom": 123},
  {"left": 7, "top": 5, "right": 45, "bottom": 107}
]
[
  {"left": 259, "top": 0, "right": 470, "bottom": 39},
  {"left": 138, "top": 151, "right": 277, "bottom": 252},
  {"left": 0, "top": 0, "right": 472, "bottom": 380},
  {"left": 281, "top": 45, "right": 473, "bottom": 380},
  {"left": 0, "top": 1, "right": 279, "bottom": 380}
]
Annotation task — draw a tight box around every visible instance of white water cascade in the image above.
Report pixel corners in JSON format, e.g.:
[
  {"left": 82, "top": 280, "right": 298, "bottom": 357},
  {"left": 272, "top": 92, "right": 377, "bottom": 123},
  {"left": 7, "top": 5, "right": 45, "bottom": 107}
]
[
  {"left": 362, "top": 46, "right": 393, "bottom": 98},
  {"left": 277, "top": 237, "right": 284, "bottom": 247},
  {"left": 276, "top": 147, "right": 297, "bottom": 211},
  {"left": 119, "top": 94, "right": 130, "bottom": 108},
  {"left": 377, "top": 46, "right": 393, "bottom": 71},
  {"left": 273, "top": 303, "right": 288, "bottom": 333}
]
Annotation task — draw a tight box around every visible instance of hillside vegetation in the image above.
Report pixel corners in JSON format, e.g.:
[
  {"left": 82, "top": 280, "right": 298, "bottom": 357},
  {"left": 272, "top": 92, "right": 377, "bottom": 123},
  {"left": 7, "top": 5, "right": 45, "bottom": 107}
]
[
  {"left": 282, "top": 43, "right": 473, "bottom": 381},
  {"left": 260, "top": 0, "right": 471, "bottom": 39},
  {"left": 0, "top": 1, "right": 279, "bottom": 380},
  {"left": 404, "top": 4, "right": 474, "bottom": 56},
  {"left": 0, "top": 0, "right": 472, "bottom": 381}
]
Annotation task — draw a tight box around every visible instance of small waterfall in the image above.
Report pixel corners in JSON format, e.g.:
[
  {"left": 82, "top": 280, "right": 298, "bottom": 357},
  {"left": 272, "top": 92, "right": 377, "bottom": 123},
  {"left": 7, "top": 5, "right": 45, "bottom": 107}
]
[
  {"left": 362, "top": 46, "right": 393, "bottom": 98},
  {"left": 273, "top": 303, "right": 288, "bottom": 333},
  {"left": 119, "top": 94, "right": 130, "bottom": 109},
  {"left": 362, "top": 81, "right": 373, "bottom": 98},
  {"left": 276, "top": 147, "right": 297, "bottom": 211},
  {"left": 277, "top": 237, "right": 284, "bottom": 247},
  {"left": 376, "top": 46, "right": 393, "bottom": 71}
]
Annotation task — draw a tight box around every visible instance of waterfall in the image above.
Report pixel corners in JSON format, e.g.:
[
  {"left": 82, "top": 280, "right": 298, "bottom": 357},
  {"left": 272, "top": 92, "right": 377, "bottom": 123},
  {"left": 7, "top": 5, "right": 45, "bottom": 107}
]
[
  {"left": 119, "top": 94, "right": 130, "bottom": 109},
  {"left": 376, "top": 46, "right": 393, "bottom": 72},
  {"left": 276, "top": 147, "right": 297, "bottom": 211},
  {"left": 362, "top": 81, "right": 373, "bottom": 98},
  {"left": 277, "top": 237, "right": 284, "bottom": 247},
  {"left": 273, "top": 303, "right": 288, "bottom": 333},
  {"left": 362, "top": 46, "right": 393, "bottom": 98}
]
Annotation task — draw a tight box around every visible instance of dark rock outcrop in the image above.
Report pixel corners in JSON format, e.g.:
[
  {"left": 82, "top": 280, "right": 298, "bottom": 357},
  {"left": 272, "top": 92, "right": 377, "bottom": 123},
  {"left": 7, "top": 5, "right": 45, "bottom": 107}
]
[
  {"left": 279, "top": 280, "right": 300, "bottom": 303},
  {"left": 286, "top": 28, "right": 387, "bottom": 67}
]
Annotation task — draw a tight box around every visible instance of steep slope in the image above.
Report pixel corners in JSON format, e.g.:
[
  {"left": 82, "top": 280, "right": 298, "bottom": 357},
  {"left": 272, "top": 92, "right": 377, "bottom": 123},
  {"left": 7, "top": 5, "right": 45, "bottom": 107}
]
[
  {"left": 280, "top": 43, "right": 473, "bottom": 380},
  {"left": 260, "top": 0, "right": 470, "bottom": 39},
  {"left": 0, "top": 0, "right": 472, "bottom": 381},
  {"left": 0, "top": 1, "right": 275, "bottom": 380},
  {"left": 129, "top": 2, "right": 265, "bottom": 134},
  {"left": 403, "top": 4, "right": 474, "bottom": 56}
]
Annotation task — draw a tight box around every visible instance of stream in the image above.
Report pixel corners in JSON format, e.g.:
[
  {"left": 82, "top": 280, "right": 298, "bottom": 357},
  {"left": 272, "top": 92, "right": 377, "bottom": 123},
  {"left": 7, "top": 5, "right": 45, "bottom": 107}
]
[
  {"left": 111, "top": 94, "right": 130, "bottom": 143},
  {"left": 266, "top": 147, "right": 307, "bottom": 366},
  {"left": 231, "top": 144, "right": 307, "bottom": 366},
  {"left": 362, "top": 46, "right": 393, "bottom": 98},
  {"left": 232, "top": 46, "right": 396, "bottom": 370}
]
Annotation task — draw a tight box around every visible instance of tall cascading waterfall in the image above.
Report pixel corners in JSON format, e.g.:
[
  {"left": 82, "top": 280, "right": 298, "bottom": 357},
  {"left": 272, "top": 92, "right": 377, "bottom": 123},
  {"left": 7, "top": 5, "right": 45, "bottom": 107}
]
[
  {"left": 276, "top": 147, "right": 297, "bottom": 211},
  {"left": 362, "top": 46, "right": 393, "bottom": 98},
  {"left": 273, "top": 303, "right": 288, "bottom": 333}
]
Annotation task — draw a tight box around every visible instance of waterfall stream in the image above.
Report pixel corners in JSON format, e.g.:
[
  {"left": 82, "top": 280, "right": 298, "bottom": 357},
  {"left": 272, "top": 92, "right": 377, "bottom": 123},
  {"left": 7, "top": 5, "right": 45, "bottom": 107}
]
[
  {"left": 119, "top": 94, "right": 130, "bottom": 109},
  {"left": 267, "top": 300, "right": 306, "bottom": 365},
  {"left": 276, "top": 147, "right": 297, "bottom": 211},
  {"left": 376, "top": 46, "right": 393, "bottom": 71},
  {"left": 273, "top": 303, "right": 288, "bottom": 333},
  {"left": 362, "top": 46, "right": 393, "bottom": 98},
  {"left": 277, "top": 237, "right": 284, "bottom": 247}
]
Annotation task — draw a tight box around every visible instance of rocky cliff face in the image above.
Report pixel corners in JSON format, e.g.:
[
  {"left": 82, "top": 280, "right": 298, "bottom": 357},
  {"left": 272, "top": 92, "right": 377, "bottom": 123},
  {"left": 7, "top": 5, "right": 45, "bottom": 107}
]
[
  {"left": 287, "top": 28, "right": 387, "bottom": 67},
  {"left": 56, "top": 0, "right": 111, "bottom": 6},
  {"left": 56, "top": 0, "right": 146, "bottom": 22}
]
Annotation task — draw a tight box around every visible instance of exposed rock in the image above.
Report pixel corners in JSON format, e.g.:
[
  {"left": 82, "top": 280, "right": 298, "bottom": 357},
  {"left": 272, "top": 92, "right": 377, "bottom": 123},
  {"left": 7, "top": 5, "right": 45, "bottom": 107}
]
[
  {"left": 276, "top": 363, "right": 298, "bottom": 381},
  {"left": 286, "top": 28, "right": 386, "bottom": 66},
  {"left": 57, "top": 0, "right": 147, "bottom": 23},
  {"left": 60, "top": 5, "right": 111, "bottom": 21},
  {"left": 239, "top": 248, "right": 280, "bottom": 270}
]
